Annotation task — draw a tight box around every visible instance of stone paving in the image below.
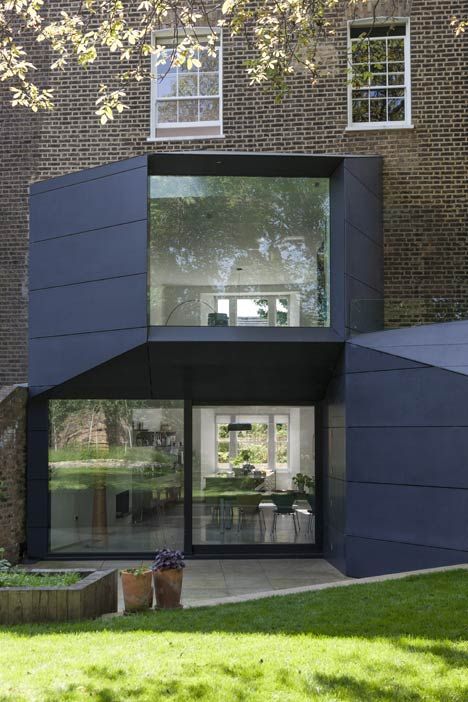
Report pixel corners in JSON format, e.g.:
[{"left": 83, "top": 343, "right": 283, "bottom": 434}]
[{"left": 28, "top": 558, "right": 347, "bottom": 609}]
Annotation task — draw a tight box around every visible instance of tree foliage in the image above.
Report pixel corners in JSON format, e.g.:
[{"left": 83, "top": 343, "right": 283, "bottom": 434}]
[{"left": 0, "top": 1, "right": 464, "bottom": 123}]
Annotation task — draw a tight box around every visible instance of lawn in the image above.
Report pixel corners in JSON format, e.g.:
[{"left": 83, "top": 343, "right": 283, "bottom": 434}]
[{"left": 0, "top": 570, "right": 467, "bottom": 701}]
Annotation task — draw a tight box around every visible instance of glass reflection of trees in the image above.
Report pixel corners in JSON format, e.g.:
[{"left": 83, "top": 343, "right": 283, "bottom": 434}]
[{"left": 149, "top": 176, "right": 330, "bottom": 326}]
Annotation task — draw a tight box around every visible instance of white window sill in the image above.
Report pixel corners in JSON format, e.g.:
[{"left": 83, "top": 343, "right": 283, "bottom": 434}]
[
  {"left": 345, "top": 123, "right": 414, "bottom": 132},
  {"left": 147, "top": 134, "right": 226, "bottom": 143}
]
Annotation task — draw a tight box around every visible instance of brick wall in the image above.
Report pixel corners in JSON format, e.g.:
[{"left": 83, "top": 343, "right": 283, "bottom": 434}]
[
  {"left": 0, "top": 0, "right": 467, "bottom": 384},
  {"left": 0, "top": 386, "right": 27, "bottom": 563}
]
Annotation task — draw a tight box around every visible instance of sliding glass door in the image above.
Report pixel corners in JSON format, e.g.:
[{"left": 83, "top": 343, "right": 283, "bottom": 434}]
[
  {"left": 47, "top": 399, "right": 318, "bottom": 556},
  {"left": 192, "top": 405, "right": 317, "bottom": 549},
  {"left": 49, "top": 400, "right": 184, "bottom": 554}
]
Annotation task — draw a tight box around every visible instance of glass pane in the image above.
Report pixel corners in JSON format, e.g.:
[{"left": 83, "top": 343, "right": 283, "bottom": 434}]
[
  {"left": 199, "top": 73, "right": 218, "bottom": 96},
  {"left": 178, "top": 73, "right": 197, "bottom": 97},
  {"left": 178, "top": 99, "right": 198, "bottom": 122},
  {"left": 388, "top": 88, "right": 405, "bottom": 98},
  {"left": 352, "top": 89, "right": 369, "bottom": 99},
  {"left": 351, "top": 39, "right": 368, "bottom": 64},
  {"left": 388, "top": 98, "right": 405, "bottom": 121},
  {"left": 388, "top": 38, "right": 404, "bottom": 61},
  {"left": 193, "top": 406, "right": 315, "bottom": 545},
  {"left": 157, "top": 51, "right": 177, "bottom": 75},
  {"left": 199, "top": 98, "right": 219, "bottom": 121},
  {"left": 158, "top": 74, "right": 177, "bottom": 98},
  {"left": 200, "top": 50, "right": 218, "bottom": 72},
  {"left": 157, "top": 100, "right": 177, "bottom": 123},
  {"left": 388, "top": 73, "right": 405, "bottom": 86},
  {"left": 237, "top": 298, "right": 269, "bottom": 326},
  {"left": 388, "top": 61, "right": 404, "bottom": 73},
  {"left": 370, "top": 73, "right": 387, "bottom": 86},
  {"left": 370, "top": 100, "right": 387, "bottom": 122},
  {"left": 276, "top": 298, "right": 288, "bottom": 327},
  {"left": 352, "top": 99, "right": 369, "bottom": 122},
  {"left": 370, "top": 99, "right": 387, "bottom": 121},
  {"left": 49, "top": 400, "right": 184, "bottom": 553},
  {"left": 369, "top": 39, "right": 387, "bottom": 64},
  {"left": 149, "top": 175, "right": 330, "bottom": 327},
  {"left": 369, "top": 88, "right": 387, "bottom": 99}
]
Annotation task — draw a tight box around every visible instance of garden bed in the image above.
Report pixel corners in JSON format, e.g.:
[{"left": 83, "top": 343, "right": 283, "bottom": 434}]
[{"left": 0, "top": 569, "right": 117, "bottom": 624}]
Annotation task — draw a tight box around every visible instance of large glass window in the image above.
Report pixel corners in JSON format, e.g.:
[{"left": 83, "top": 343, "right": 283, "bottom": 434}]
[
  {"left": 49, "top": 400, "right": 184, "bottom": 553},
  {"left": 149, "top": 176, "right": 330, "bottom": 327},
  {"left": 193, "top": 406, "right": 316, "bottom": 545}
]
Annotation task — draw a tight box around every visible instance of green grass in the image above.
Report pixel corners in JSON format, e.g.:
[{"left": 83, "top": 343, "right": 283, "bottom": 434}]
[
  {"left": 0, "top": 570, "right": 467, "bottom": 701},
  {"left": 0, "top": 571, "right": 81, "bottom": 588}
]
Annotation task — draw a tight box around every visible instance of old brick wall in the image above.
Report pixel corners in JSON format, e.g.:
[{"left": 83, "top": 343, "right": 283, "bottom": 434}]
[
  {"left": 0, "top": 386, "right": 27, "bottom": 563},
  {"left": 0, "top": 0, "right": 467, "bottom": 385}
]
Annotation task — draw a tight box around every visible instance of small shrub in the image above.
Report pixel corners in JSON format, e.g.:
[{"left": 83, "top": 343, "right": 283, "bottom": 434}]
[
  {"left": 0, "top": 548, "right": 11, "bottom": 572},
  {"left": 152, "top": 549, "right": 185, "bottom": 572},
  {"left": 121, "top": 566, "right": 151, "bottom": 576},
  {"left": 0, "top": 571, "right": 81, "bottom": 587}
]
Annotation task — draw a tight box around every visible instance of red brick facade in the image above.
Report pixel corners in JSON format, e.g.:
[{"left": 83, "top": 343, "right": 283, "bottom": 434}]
[{"left": 0, "top": 0, "right": 466, "bottom": 385}]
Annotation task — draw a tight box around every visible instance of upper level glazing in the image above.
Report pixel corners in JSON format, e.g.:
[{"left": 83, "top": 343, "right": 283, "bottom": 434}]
[{"left": 149, "top": 175, "right": 330, "bottom": 327}]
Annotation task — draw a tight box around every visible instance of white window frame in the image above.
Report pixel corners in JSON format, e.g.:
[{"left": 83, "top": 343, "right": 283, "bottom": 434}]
[
  {"left": 149, "top": 27, "right": 223, "bottom": 142},
  {"left": 346, "top": 17, "right": 412, "bottom": 131},
  {"left": 200, "top": 292, "right": 301, "bottom": 327}
]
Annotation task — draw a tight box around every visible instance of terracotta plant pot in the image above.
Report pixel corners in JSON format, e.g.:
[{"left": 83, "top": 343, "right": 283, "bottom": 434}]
[
  {"left": 121, "top": 570, "right": 153, "bottom": 613},
  {"left": 153, "top": 568, "right": 183, "bottom": 609}
]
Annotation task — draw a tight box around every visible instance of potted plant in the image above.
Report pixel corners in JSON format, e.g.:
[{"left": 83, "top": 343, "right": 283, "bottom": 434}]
[
  {"left": 292, "top": 473, "right": 315, "bottom": 497},
  {"left": 152, "top": 548, "right": 185, "bottom": 609},
  {"left": 121, "top": 566, "right": 153, "bottom": 613}
]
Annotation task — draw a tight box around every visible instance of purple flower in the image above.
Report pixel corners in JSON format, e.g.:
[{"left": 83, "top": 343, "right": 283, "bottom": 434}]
[{"left": 152, "top": 548, "right": 186, "bottom": 571}]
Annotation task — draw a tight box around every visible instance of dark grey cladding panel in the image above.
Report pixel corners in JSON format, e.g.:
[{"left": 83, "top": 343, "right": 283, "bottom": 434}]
[
  {"left": 27, "top": 431, "right": 48, "bottom": 479},
  {"left": 344, "top": 170, "right": 382, "bottom": 245},
  {"left": 26, "top": 528, "right": 48, "bottom": 559},
  {"left": 48, "top": 343, "right": 151, "bottom": 398},
  {"left": 30, "top": 155, "right": 148, "bottom": 195},
  {"left": 345, "top": 536, "right": 468, "bottom": 578},
  {"left": 345, "top": 344, "right": 426, "bottom": 373},
  {"left": 346, "top": 223, "right": 383, "bottom": 294},
  {"left": 27, "top": 397, "right": 48, "bottom": 430},
  {"left": 347, "top": 482, "right": 468, "bottom": 551},
  {"left": 348, "top": 427, "right": 468, "bottom": 488},
  {"left": 29, "top": 327, "right": 146, "bottom": 388},
  {"left": 27, "top": 479, "right": 49, "bottom": 528},
  {"left": 326, "top": 427, "right": 346, "bottom": 480},
  {"left": 322, "top": 374, "right": 346, "bottom": 429},
  {"left": 352, "top": 320, "right": 468, "bottom": 352},
  {"left": 30, "top": 220, "right": 147, "bottom": 290},
  {"left": 368, "top": 344, "right": 468, "bottom": 375},
  {"left": 346, "top": 278, "right": 383, "bottom": 334},
  {"left": 326, "top": 524, "right": 347, "bottom": 574},
  {"left": 346, "top": 365, "right": 468, "bottom": 427},
  {"left": 327, "top": 476, "right": 346, "bottom": 533},
  {"left": 344, "top": 156, "right": 382, "bottom": 201},
  {"left": 30, "top": 164, "right": 147, "bottom": 242},
  {"left": 29, "top": 274, "right": 147, "bottom": 338},
  {"left": 152, "top": 361, "right": 327, "bottom": 403}
]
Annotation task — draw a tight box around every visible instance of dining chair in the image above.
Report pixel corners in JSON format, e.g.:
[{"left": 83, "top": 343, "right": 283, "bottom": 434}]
[{"left": 270, "top": 492, "right": 300, "bottom": 535}]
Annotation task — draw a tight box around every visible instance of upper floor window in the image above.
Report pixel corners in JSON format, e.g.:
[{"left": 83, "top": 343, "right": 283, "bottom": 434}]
[
  {"left": 148, "top": 174, "right": 330, "bottom": 328},
  {"left": 150, "top": 28, "right": 223, "bottom": 141},
  {"left": 348, "top": 19, "right": 411, "bottom": 129}
]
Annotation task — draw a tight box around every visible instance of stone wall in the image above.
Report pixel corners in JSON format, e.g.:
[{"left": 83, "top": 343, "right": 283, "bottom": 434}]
[
  {"left": 0, "top": 386, "right": 27, "bottom": 563},
  {"left": 0, "top": 0, "right": 467, "bottom": 384}
]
